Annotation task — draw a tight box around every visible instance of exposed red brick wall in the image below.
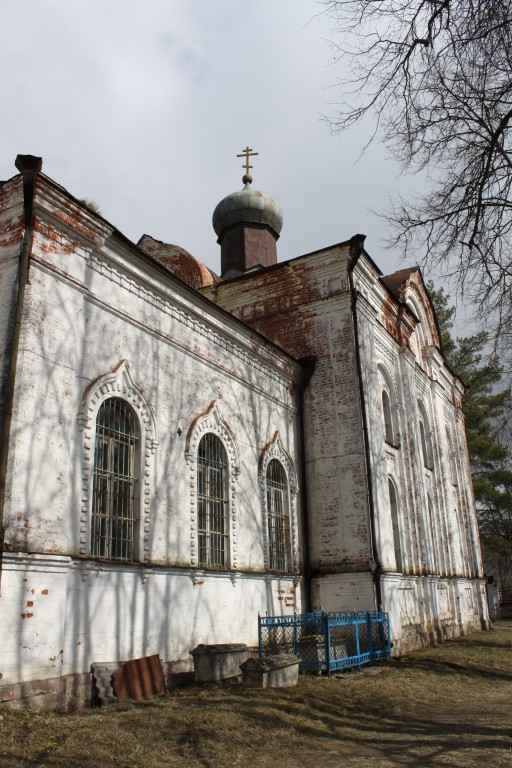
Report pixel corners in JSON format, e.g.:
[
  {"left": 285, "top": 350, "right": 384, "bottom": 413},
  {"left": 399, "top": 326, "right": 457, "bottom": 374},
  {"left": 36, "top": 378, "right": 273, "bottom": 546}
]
[
  {"left": 381, "top": 268, "right": 441, "bottom": 353},
  {"left": 203, "top": 247, "right": 373, "bottom": 576},
  {"left": 35, "top": 178, "right": 105, "bottom": 246},
  {"left": 220, "top": 225, "right": 277, "bottom": 276},
  {"left": 33, "top": 218, "right": 82, "bottom": 259},
  {"left": 0, "top": 673, "right": 92, "bottom": 713},
  {"left": 0, "top": 177, "right": 24, "bottom": 252}
]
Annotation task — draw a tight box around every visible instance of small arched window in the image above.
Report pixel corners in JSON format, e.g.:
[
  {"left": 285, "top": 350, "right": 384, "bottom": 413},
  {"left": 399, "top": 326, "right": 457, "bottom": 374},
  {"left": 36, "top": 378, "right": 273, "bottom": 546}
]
[
  {"left": 446, "top": 428, "right": 458, "bottom": 486},
  {"left": 406, "top": 296, "right": 428, "bottom": 367},
  {"left": 91, "top": 398, "right": 140, "bottom": 561},
  {"left": 266, "top": 459, "right": 291, "bottom": 571},
  {"left": 197, "top": 433, "right": 229, "bottom": 568},
  {"left": 388, "top": 478, "right": 403, "bottom": 572},
  {"left": 418, "top": 401, "right": 434, "bottom": 470},
  {"left": 382, "top": 389, "right": 395, "bottom": 444}
]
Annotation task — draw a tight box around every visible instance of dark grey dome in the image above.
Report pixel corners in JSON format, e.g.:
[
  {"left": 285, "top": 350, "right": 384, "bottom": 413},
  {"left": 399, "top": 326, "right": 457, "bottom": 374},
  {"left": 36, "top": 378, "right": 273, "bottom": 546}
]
[{"left": 212, "top": 182, "right": 283, "bottom": 238}]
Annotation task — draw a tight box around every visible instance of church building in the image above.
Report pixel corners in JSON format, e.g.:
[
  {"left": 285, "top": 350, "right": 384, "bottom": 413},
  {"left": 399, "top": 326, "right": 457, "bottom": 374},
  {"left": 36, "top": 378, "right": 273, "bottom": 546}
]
[{"left": 0, "top": 153, "right": 488, "bottom": 710}]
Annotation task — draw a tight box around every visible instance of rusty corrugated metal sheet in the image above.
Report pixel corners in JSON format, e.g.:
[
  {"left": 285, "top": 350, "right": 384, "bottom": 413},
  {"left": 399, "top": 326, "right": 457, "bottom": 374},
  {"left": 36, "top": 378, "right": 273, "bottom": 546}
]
[{"left": 112, "top": 654, "right": 166, "bottom": 701}]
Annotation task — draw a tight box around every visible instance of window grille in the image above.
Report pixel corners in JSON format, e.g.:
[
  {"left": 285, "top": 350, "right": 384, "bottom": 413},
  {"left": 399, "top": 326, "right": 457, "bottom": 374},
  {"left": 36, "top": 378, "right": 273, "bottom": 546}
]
[
  {"left": 91, "top": 398, "right": 139, "bottom": 561},
  {"left": 266, "top": 459, "right": 291, "bottom": 571},
  {"left": 197, "top": 433, "right": 229, "bottom": 568},
  {"left": 388, "top": 478, "right": 403, "bottom": 572},
  {"left": 382, "top": 389, "right": 394, "bottom": 444}
]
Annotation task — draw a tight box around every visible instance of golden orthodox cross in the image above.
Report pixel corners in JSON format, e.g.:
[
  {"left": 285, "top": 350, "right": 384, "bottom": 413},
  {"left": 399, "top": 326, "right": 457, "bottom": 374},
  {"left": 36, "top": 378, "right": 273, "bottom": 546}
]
[{"left": 237, "top": 146, "right": 258, "bottom": 177}]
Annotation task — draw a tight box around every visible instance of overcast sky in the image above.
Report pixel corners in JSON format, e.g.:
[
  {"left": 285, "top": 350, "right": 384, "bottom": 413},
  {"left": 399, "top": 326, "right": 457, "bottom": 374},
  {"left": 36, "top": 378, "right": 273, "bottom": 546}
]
[{"left": 2, "top": 0, "right": 425, "bottom": 279}]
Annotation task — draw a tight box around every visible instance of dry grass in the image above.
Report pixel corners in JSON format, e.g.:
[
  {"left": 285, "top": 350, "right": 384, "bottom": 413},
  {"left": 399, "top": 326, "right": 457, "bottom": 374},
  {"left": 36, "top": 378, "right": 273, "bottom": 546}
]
[{"left": 2, "top": 622, "right": 512, "bottom": 768}]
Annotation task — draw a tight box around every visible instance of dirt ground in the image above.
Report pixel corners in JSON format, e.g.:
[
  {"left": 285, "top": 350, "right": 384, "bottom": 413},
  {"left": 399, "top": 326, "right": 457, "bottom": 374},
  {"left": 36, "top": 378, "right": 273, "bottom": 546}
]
[{"left": 1, "top": 621, "right": 512, "bottom": 768}]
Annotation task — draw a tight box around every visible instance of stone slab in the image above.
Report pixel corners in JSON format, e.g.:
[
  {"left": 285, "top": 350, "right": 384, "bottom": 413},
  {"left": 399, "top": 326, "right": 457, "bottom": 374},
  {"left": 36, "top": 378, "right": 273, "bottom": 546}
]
[
  {"left": 190, "top": 643, "right": 249, "bottom": 682},
  {"left": 241, "top": 654, "right": 300, "bottom": 688}
]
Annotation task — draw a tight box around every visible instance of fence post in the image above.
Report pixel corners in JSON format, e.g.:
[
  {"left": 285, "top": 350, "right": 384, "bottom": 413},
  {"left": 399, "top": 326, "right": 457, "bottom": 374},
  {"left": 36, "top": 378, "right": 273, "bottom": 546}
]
[
  {"left": 293, "top": 615, "right": 298, "bottom": 656},
  {"left": 367, "top": 612, "right": 373, "bottom": 662},
  {"left": 324, "top": 612, "right": 331, "bottom": 676},
  {"left": 378, "top": 611, "right": 385, "bottom": 655},
  {"left": 258, "top": 614, "right": 262, "bottom": 658},
  {"left": 355, "top": 618, "right": 361, "bottom": 669}
]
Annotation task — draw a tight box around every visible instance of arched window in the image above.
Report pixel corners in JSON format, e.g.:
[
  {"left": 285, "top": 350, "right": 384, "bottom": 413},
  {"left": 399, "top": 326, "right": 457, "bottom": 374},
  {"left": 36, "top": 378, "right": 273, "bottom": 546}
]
[
  {"left": 197, "top": 433, "right": 229, "bottom": 568},
  {"left": 378, "top": 366, "right": 399, "bottom": 448},
  {"left": 418, "top": 401, "right": 434, "bottom": 470},
  {"left": 91, "top": 398, "right": 140, "bottom": 561},
  {"left": 388, "top": 478, "right": 403, "bottom": 572},
  {"left": 266, "top": 459, "right": 291, "bottom": 571},
  {"left": 382, "top": 389, "right": 395, "bottom": 444},
  {"left": 406, "top": 296, "right": 429, "bottom": 367},
  {"left": 446, "top": 428, "right": 458, "bottom": 486}
]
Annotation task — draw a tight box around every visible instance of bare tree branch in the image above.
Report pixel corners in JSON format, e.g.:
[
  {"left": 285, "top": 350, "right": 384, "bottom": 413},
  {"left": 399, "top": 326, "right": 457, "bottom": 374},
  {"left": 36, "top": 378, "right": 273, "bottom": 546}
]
[{"left": 321, "top": 0, "right": 512, "bottom": 349}]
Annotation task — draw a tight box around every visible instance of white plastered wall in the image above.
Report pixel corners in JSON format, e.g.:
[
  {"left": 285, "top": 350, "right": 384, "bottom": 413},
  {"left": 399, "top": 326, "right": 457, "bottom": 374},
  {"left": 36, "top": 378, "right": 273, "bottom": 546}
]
[{"left": 0, "top": 181, "right": 303, "bottom": 687}]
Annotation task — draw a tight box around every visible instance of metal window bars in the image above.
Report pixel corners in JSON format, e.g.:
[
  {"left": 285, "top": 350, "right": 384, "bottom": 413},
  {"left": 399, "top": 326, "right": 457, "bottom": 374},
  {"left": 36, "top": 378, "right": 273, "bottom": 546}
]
[
  {"left": 259, "top": 611, "right": 391, "bottom": 674},
  {"left": 266, "top": 459, "right": 291, "bottom": 571},
  {"left": 91, "top": 398, "right": 139, "bottom": 561},
  {"left": 197, "top": 433, "right": 229, "bottom": 568}
]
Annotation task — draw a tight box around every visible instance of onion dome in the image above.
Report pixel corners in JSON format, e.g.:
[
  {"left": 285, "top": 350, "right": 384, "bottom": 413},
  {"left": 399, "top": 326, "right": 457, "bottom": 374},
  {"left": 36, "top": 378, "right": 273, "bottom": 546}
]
[
  {"left": 212, "top": 179, "right": 283, "bottom": 241},
  {"left": 212, "top": 150, "right": 283, "bottom": 279}
]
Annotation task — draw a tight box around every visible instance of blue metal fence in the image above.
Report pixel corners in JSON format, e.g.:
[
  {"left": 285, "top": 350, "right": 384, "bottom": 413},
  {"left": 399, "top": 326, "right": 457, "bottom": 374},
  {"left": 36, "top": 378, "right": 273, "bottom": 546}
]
[{"left": 258, "top": 611, "right": 391, "bottom": 674}]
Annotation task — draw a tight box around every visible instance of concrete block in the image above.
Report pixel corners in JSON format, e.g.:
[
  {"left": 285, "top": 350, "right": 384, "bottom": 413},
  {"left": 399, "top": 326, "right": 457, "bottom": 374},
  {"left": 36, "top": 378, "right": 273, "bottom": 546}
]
[
  {"left": 241, "top": 655, "right": 300, "bottom": 688},
  {"left": 190, "top": 643, "right": 249, "bottom": 682}
]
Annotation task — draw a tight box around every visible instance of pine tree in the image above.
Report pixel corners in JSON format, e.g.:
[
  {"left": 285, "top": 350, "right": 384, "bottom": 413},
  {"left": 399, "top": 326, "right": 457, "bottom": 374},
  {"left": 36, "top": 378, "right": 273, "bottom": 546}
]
[{"left": 428, "top": 283, "right": 512, "bottom": 581}]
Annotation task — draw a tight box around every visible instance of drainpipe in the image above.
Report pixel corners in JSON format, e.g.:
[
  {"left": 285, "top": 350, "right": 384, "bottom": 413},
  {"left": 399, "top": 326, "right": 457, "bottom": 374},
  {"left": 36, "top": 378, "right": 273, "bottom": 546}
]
[
  {"left": 348, "top": 235, "right": 383, "bottom": 611},
  {"left": 0, "top": 155, "right": 42, "bottom": 594},
  {"left": 297, "top": 355, "right": 316, "bottom": 613}
]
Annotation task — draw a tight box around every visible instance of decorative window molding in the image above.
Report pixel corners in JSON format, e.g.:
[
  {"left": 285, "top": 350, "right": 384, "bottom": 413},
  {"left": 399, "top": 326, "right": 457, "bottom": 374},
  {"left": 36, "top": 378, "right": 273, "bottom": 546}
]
[
  {"left": 414, "top": 373, "right": 430, "bottom": 399},
  {"left": 91, "top": 398, "right": 139, "bottom": 561},
  {"left": 417, "top": 399, "right": 434, "bottom": 470},
  {"left": 374, "top": 337, "right": 397, "bottom": 366},
  {"left": 185, "top": 401, "right": 240, "bottom": 568},
  {"left": 406, "top": 292, "right": 434, "bottom": 368},
  {"left": 77, "top": 360, "right": 157, "bottom": 561},
  {"left": 258, "top": 431, "right": 298, "bottom": 572},
  {"left": 266, "top": 460, "right": 291, "bottom": 572},
  {"left": 197, "top": 433, "right": 229, "bottom": 568},
  {"left": 378, "top": 365, "right": 400, "bottom": 448}
]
